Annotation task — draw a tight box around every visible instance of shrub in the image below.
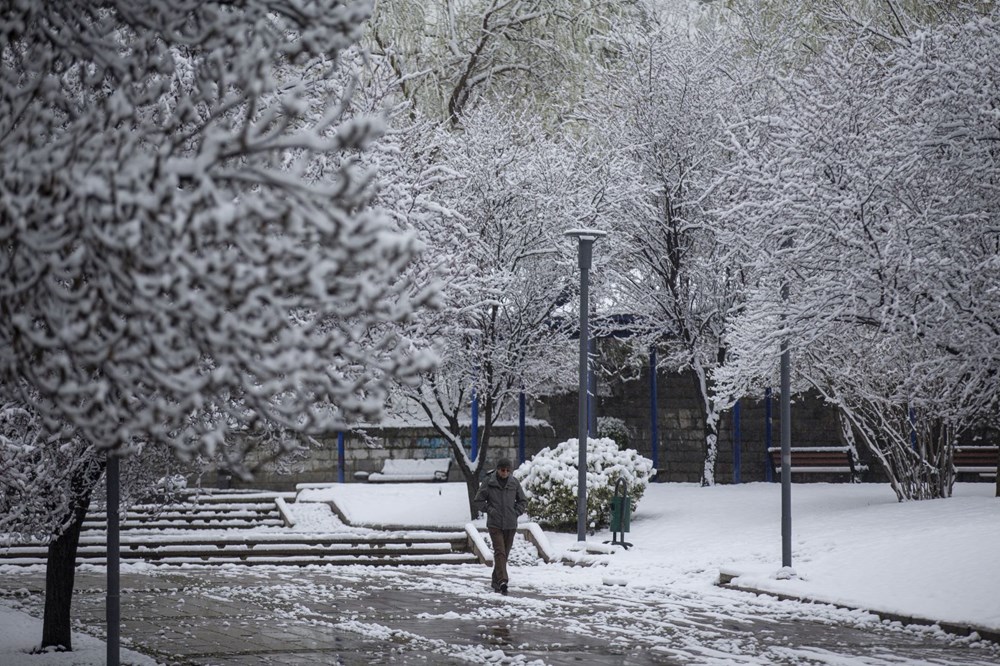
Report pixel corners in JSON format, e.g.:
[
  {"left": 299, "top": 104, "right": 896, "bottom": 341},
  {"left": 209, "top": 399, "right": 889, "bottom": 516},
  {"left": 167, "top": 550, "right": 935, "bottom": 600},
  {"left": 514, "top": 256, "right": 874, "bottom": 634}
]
[
  {"left": 597, "top": 417, "right": 631, "bottom": 451},
  {"left": 514, "top": 437, "right": 654, "bottom": 530}
]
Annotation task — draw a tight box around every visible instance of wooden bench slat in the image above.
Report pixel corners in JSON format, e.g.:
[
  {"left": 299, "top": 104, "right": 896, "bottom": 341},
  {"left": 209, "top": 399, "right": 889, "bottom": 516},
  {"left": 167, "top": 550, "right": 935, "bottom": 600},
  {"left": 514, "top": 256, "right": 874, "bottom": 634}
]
[
  {"left": 767, "top": 446, "right": 864, "bottom": 478},
  {"left": 953, "top": 446, "right": 997, "bottom": 476}
]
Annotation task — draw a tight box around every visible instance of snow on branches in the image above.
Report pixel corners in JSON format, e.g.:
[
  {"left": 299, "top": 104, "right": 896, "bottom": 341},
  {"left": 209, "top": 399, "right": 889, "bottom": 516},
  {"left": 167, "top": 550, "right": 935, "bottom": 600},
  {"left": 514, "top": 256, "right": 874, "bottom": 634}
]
[
  {"left": 0, "top": 1, "right": 434, "bottom": 469},
  {"left": 714, "top": 5, "right": 1000, "bottom": 498}
]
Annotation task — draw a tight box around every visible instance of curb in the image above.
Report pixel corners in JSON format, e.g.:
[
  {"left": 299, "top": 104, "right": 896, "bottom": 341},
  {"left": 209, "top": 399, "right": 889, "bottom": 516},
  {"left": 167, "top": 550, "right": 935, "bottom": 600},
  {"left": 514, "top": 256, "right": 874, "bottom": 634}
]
[{"left": 718, "top": 572, "right": 1000, "bottom": 645}]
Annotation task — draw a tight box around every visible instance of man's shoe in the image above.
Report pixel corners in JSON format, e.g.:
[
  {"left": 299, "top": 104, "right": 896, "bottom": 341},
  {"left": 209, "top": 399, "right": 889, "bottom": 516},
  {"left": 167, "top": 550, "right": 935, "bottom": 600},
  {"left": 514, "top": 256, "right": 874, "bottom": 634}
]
[{"left": 500, "top": 583, "right": 508, "bottom": 595}]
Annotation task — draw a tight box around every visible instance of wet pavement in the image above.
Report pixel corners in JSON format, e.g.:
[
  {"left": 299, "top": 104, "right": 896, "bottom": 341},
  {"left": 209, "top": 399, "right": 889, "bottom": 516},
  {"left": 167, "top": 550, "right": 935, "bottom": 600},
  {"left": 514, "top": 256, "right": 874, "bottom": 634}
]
[{"left": 2, "top": 565, "right": 998, "bottom": 665}]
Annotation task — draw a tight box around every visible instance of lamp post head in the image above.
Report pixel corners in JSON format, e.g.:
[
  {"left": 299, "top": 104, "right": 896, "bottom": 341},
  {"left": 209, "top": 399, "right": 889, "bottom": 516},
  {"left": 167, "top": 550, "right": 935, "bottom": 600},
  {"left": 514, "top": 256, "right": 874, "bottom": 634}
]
[
  {"left": 565, "top": 228, "right": 607, "bottom": 270},
  {"left": 564, "top": 228, "right": 608, "bottom": 241}
]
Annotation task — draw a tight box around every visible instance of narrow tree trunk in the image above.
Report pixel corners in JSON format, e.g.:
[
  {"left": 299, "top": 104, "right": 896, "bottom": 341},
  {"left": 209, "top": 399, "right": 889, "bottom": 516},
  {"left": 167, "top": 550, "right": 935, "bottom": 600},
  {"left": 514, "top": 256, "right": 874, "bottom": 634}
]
[
  {"left": 41, "top": 451, "right": 104, "bottom": 651},
  {"left": 466, "top": 475, "right": 480, "bottom": 517},
  {"left": 436, "top": 421, "right": 482, "bottom": 520},
  {"left": 691, "top": 358, "right": 720, "bottom": 487},
  {"left": 41, "top": 495, "right": 91, "bottom": 650},
  {"left": 835, "top": 408, "right": 865, "bottom": 484}
]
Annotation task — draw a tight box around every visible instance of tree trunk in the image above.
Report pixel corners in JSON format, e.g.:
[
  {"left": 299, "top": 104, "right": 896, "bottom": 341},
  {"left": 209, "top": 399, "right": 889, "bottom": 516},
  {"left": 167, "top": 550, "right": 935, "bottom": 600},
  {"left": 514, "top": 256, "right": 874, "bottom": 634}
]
[
  {"left": 41, "top": 495, "right": 90, "bottom": 650},
  {"left": 845, "top": 405, "right": 954, "bottom": 501},
  {"left": 436, "top": 419, "right": 486, "bottom": 520},
  {"left": 835, "top": 408, "right": 865, "bottom": 484},
  {"left": 41, "top": 452, "right": 104, "bottom": 651},
  {"left": 691, "top": 358, "right": 720, "bottom": 487}
]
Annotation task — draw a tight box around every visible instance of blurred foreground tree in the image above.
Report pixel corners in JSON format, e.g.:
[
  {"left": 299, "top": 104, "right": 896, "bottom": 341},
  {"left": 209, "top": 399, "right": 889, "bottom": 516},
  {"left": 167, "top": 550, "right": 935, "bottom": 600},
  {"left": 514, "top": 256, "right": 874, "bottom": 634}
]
[{"left": 0, "top": 0, "right": 432, "bottom": 650}]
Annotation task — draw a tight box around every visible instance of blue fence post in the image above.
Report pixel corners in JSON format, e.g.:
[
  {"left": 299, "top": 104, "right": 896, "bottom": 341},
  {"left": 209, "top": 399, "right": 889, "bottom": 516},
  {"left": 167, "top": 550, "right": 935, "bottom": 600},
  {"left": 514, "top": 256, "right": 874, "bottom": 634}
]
[
  {"left": 337, "top": 432, "right": 345, "bottom": 483},
  {"left": 765, "top": 387, "right": 773, "bottom": 482},
  {"left": 518, "top": 389, "right": 526, "bottom": 464},
  {"left": 732, "top": 399, "right": 742, "bottom": 484},
  {"left": 471, "top": 388, "right": 479, "bottom": 462},
  {"left": 649, "top": 347, "right": 659, "bottom": 475}
]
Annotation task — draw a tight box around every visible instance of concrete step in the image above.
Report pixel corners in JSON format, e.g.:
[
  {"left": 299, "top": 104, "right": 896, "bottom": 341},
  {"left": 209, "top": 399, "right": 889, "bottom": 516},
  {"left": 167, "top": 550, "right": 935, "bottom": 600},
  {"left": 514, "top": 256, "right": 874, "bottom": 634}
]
[
  {"left": 0, "top": 552, "right": 479, "bottom": 567},
  {"left": 88, "top": 506, "right": 282, "bottom": 517},
  {"left": 83, "top": 497, "right": 284, "bottom": 531},
  {"left": 82, "top": 518, "right": 285, "bottom": 530},
  {"left": 2, "top": 543, "right": 466, "bottom": 560},
  {"left": 0, "top": 531, "right": 474, "bottom": 567},
  {"left": 1, "top": 490, "right": 480, "bottom": 568}
]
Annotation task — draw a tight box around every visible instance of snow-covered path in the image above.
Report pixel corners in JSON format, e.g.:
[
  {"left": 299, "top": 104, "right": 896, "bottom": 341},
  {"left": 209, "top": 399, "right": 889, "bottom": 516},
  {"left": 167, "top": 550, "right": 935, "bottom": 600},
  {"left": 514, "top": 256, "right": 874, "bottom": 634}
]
[
  {"left": 3, "top": 481, "right": 998, "bottom": 664},
  {"left": 3, "top": 565, "right": 997, "bottom": 665}
]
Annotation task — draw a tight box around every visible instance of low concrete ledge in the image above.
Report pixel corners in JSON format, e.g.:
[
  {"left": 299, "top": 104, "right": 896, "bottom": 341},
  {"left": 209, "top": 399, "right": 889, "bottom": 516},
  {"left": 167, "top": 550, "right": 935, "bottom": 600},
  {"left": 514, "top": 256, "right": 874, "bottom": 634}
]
[
  {"left": 464, "top": 522, "right": 558, "bottom": 566},
  {"left": 718, "top": 571, "right": 1000, "bottom": 645}
]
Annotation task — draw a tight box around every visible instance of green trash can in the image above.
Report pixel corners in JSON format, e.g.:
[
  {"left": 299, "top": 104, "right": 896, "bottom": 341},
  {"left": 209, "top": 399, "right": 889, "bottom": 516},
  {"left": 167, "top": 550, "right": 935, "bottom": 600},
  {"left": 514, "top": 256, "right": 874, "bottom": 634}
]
[{"left": 610, "top": 495, "right": 631, "bottom": 533}]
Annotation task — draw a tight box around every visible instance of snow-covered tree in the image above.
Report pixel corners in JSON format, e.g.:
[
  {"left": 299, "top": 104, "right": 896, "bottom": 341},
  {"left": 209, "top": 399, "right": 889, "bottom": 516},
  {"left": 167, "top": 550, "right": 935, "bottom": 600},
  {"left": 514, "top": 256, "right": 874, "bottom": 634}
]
[
  {"left": 587, "top": 5, "right": 760, "bottom": 485},
  {"left": 381, "top": 101, "right": 640, "bottom": 512},
  {"left": 365, "top": 0, "right": 638, "bottom": 124},
  {"left": 0, "top": 0, "right": 433, "bottom": 650},
  {"left": 714, "top": 4, "right": 1000, "bottom": 500}
]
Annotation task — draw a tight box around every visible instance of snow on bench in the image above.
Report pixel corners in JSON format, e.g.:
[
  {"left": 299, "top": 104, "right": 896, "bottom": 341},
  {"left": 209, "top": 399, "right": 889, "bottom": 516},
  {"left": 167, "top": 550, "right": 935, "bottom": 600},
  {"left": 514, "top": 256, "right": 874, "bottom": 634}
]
[{"left": 367, "top": 458, "right": 452, "bottom": 483}]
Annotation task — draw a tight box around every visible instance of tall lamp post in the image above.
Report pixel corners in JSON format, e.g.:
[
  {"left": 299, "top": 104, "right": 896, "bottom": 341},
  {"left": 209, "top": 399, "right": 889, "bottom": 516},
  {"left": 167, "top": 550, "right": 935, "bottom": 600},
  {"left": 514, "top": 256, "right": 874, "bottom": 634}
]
[
  {"left": 780, "top": 283, "right": 792, "bottom": 568},
  {"left": 780, "top": 236, "right": 792, "bottom": 568},
  {"left": 566, "top": 228, "right": 606, "bottom": 542}
]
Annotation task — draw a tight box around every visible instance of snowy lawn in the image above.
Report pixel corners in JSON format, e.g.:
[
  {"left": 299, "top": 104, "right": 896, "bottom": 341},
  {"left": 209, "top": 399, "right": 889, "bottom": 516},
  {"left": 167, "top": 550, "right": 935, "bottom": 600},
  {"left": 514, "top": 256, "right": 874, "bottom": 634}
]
[
  {"left": 586, "top": 481, "right": 1000, "bottom": 635},
  {"left": 2, "top": 480, "right": 997, "bottom": 664}
]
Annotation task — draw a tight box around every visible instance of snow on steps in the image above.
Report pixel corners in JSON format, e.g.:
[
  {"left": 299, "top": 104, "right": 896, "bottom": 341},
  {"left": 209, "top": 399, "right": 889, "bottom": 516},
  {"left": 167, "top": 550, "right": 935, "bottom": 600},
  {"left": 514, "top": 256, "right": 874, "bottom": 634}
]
[
  {"left": 83, "top": 489, "right": 293, "bottom": 530},
  {"left": 0, "top": 532, "right": 477, "bottom": 567},
  {"left": 0, "top": 490, "right": 478, "bottom": 567}
]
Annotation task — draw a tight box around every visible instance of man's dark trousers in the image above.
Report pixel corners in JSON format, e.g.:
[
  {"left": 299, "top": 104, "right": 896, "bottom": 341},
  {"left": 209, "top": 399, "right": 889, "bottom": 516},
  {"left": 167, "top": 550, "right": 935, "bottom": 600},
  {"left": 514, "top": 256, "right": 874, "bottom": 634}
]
[{"left": 489, "top": 527, "right": 516, "bottom": 590}]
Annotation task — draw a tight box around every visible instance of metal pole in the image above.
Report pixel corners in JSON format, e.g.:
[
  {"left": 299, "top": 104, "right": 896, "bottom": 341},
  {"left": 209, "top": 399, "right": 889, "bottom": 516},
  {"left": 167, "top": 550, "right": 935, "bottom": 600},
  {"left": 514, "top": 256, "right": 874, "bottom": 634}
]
[
  {"left": 566, "top": 228, "right": 605, "bottom": 542},
  {"left": 518, "top": 389, "right": 526, "bottom": 464},
  {"left": 576, "top": 238, "right": 592, "bottom": 542},
  {"left": 765, "top": 387, "right": 773, "bottom": 482},
  {"left": 337, "top": 432, "right": 345, "bottom": 484},
  {"left": 470, "top": 388, "right": 479, "bottom": 462},
  {"left": 733, "top": 399, "right": 742, "bottom": 484},
  {"left": 106, "top": 452, "right": 120, "bottom": 666},
  {"left": 649, "top": 347, "right": 659, "bottom": 474},
  {"left": 780, "top": 283, "right": 792, "bottom": 568}
]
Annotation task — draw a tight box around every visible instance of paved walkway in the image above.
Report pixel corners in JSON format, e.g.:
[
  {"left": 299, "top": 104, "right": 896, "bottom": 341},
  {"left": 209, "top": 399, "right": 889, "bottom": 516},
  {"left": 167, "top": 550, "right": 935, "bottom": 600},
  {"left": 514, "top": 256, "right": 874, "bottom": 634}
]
[{"left": 2, "top": 566, "right": 999, "bottom": 665}]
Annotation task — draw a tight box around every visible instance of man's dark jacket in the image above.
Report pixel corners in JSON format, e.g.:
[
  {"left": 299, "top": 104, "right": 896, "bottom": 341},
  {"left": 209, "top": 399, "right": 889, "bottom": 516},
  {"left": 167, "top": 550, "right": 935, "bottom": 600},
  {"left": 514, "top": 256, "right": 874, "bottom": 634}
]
[{"left": 473, "top": 471, "right": 527, "bottom": 530}]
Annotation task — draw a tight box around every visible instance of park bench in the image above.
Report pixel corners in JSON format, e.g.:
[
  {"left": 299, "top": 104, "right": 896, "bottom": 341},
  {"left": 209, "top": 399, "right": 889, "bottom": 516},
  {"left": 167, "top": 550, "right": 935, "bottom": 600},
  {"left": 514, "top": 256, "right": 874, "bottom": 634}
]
[
  {"left": 954, "top": 445, "right": 998, "bottom": 480},
  {"left": 768, "top": 446, "right": 866, "bottom": 480},
  {"left": 366, "top": 458, "right": 452, "bottom": 483}
]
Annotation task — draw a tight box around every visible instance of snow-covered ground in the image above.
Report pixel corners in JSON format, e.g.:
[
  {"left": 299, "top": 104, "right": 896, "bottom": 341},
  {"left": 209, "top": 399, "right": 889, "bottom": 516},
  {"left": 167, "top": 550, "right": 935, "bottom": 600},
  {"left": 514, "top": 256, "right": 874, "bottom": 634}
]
[
  {"left": 301, "top": 478, "right": 1000, "bottom": 638},
  {"left": 2, "top": 480, "right": 997, "bottom": 664}
]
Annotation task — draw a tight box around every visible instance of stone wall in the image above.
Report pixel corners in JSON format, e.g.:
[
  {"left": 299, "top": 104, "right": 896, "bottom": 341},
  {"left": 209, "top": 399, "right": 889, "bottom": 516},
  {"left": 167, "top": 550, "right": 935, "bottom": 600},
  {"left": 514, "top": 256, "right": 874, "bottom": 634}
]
[
  {"left": 232, "top": 425, "right": 559, "bottom": 491},
  {"left": 228, "top": 360, "right": 847, "bottom": 490},
  {"left": 535, "top": 364, "right": 843, "bottom": 484}
]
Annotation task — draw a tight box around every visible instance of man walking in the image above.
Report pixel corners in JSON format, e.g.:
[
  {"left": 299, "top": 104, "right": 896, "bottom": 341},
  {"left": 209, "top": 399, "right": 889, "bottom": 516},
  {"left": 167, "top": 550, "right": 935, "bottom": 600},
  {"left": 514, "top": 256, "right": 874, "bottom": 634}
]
[{"left": 473, "top": 457, "right": 527, "bottom": 595}]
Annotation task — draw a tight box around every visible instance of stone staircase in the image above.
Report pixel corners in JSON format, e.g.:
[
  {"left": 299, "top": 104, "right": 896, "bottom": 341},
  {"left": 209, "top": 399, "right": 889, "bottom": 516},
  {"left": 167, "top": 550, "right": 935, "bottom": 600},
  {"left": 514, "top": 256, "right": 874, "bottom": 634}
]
[
  {"left": 84, "top": 489, "right": 289, "bottom": 531},
  {"left": 0, "top": 490, "right": 478, "bottom": 567}
]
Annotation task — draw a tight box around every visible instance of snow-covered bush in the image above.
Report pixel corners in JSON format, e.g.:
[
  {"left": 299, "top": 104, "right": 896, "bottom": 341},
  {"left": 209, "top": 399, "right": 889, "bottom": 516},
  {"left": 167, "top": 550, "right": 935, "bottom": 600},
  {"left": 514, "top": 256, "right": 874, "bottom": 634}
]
[
  {"left": 514, "top": 437, "right": 654, "bottom": 530},
  {"left": 597, "top": 417, "right": 631, "bottom": 451}
]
